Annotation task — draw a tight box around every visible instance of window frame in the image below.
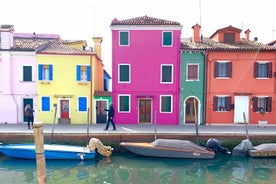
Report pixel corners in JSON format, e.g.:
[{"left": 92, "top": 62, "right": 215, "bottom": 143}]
[
  {"left": 78, "top": 96, "right": 87, "bottom": 112},
  {"left": 41, "top": 96, "right": 51, "bottom": 112},
  {"left": 214, "top": 61, "right": 232, "bottom": 78},
  {"left": 118, "top": 64, "right": 131, "bottom": 83},
  {"left": 118, "top": 94, "right": 130, "bottom": 113},
  {"left": 213, "top": 95, "right": 231, "bottom": 112},
  {"left": 38, "top": 64, "right": 53, "bottom": 81},
  {"left": 161, "top": 64, "right": 173, "bottom": 83},
  {"left": 76, "top": 65, "right": 91, "bottom": 82},
  {"left": 23, "top": 65, "right": 33, "bottom": 82},
  {"left": 254, "top": 61, "right": 272, "bottom": 79},
  {"left": 162, "top": 31, "right": 173, "bottom": 47},
  {"left": 119, "top": 31, "right": 129, "bottom": 46},
  {"left": 186, "top": 63, "right": 199, "bottom": 81},
  {"left": 252, "top": 96, "right": 272, "bottom": 113},
  {"left": 160, "top": 95, "right": 173, "bottom": 113}
]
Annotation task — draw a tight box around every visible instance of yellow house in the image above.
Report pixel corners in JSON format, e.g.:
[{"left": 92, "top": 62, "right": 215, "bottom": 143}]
[{"left": 36, "top": 38, "right": 104, "bottom": 124}]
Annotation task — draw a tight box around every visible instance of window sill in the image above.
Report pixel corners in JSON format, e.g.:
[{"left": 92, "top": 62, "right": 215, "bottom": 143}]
[
  {"left": 39, "top": 81, "right": 51, "bottom": 84},
  {"left": 77, "top": 81, "right": 89, "bottom": 85}
]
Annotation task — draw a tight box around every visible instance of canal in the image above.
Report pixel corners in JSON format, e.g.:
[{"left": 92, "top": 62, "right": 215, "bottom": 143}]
[{"left": 0, "top": 152, "right": 275, "bottom": 184}]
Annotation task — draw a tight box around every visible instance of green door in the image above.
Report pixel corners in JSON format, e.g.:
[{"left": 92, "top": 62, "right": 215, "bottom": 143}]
[{"left": 23, "top": 98, "right": 33, "bottom": 122}]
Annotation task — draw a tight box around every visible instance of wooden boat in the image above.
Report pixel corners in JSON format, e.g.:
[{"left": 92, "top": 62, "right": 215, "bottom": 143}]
[
  {"left": 248, "top": 143, "right": 276, "bottom": 158},
  {"left": 0, "top": 144, "right": 96, "bottom": 160},
  {"left": 0, "top": 138, "right": 113, "bottom": 160},
  {"left": 120, "top": 139, "right": 215, "bottom": 159}
]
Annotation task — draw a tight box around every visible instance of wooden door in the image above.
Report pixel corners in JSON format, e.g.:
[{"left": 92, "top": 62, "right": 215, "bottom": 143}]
[
  {"left": 96, "top": 100, "right": 107, "bottom": 123},
  {"left": 185, "top": 98, "right": 198, "bottom": 124},
  {"left": 60, "top": 100, "right": 69, "bottom": 118},
  {"left": 139, "top": 99, "right": 152, "bottom": 123}
]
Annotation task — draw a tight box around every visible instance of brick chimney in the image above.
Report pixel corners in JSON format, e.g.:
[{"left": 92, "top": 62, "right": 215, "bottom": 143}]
[
  {"left": 192, "top": 24, "right": 201, "bottom": 43},
  {"left": 0, "top": 25, "right": 14, "bottom": 49},
  {"left": 92, "top": 37, "right": 102, "bottom": 59},
  {"left": 244, "top": 29, "right": 251, "bottom": 41}
]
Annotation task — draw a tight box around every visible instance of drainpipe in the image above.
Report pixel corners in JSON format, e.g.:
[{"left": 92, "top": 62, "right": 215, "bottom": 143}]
[
  {"left": 202, "top": 50, "right": 207, "bottom": 125},
  {"left": 90, "top": 54, "right": 93, "bottom": 124}
]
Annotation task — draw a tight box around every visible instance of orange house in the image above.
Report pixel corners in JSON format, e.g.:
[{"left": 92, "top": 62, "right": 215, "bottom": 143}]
[{"left": 204, "top": 26, "right": 276, "bottom": 125}]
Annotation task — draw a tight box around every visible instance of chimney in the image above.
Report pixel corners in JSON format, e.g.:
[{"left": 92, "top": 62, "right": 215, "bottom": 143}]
[
  {"left": 92, "top": 37, "right": 102, "bottom": 59},
  {"left": 244, "top": 29, "right": 250, "bottom": 41},
  {"left": 0, "top": 25, "right": 14, "bottom": 49},
  {"left": 192, "top": 24, "right": 201, "bottom": 43}
]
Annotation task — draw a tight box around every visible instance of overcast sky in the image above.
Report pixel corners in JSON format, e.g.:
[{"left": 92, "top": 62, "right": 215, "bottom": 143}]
[{"left": 1, "top": 0, "right": 275, "bottom": 73}]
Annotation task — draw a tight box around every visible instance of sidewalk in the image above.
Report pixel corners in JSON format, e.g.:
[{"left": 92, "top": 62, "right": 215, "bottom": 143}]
[{"left": 0, "top": 123, "right": 275, "bottom": 144}]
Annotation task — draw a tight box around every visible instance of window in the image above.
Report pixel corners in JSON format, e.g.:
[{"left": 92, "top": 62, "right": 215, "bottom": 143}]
[
  {"left": 161, "top": 64, "right": 173, "bottom": 83},
  {"left": 41, "top": 96, "right": 50, "bottom": 111},
  {"left": 38, "top": 64, "right": 53, "bottom": 81},
  {"left": 160, "top": 95, "right": 172, "bottom": 113},
  {"left": 252, "top": 96, "right": 272, "bottom": 113},
  {"left": 187, "top": 64, "right": 199, "bottom": 81},
  {"left": 78, "top": 97, "right": 87, "bottom": 112},
  {"left": 23, "top": 66, "right": 32, "bottom": 81},
  {"left": 214, "top": 61, "right": 232, "bottom": 78},
  {"left": 118, "top": 95, "right": 130, "bottom": 112},
  {"left": 162, "top": 31, "right": 172, "bottom": 46},
  {"left": 254, "top": 62, "right": 272, "bottom": 78},
  {"left": 224, "top": 33, "right": 235, "bottom": 43},
  {"left": 76, "top": 65, "right": 91, "bottom": 82},
  {"left": 213, "top": 96, "right": 231, "bottom": 111},
  {"left": 119, "top": 31, "right": 129, "bottom": 46},
  {"left": 119, "top": 64, "right": 130, "bottom": 83}
]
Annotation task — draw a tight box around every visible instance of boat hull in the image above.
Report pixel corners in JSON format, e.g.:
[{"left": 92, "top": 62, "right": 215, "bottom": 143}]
[
  {"left": 0, "top": 144, "right": 96, "bottom": 160},
  {"left": 120, "top": 139, "right": 215, "bottom": 159},
  {"left": 249, "top": 143, "right": 276, "bottom": 158}
]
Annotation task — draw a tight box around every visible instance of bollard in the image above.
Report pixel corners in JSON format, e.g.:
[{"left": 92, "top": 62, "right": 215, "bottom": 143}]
[{"left": 34, "top": 122, "right": 47, "bottom": 184}]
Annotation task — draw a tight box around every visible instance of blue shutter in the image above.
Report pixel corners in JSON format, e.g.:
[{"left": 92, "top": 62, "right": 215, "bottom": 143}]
[
  {"left": 87, "top": 66, "right": 91, "bottom": 81},
  {"left": 79, "top": 97, "right": 87, "bottom": 111},
  {"left": 49, "top": 65, "right": 53, "bottom": 80},
  {"left": 42, "top": 97, "right": 50, "bottom": 111},
  {"left": 38, "top": 64, "right": 43, "bottom": 80},
  {"left": 76, "top": 65, "right": 80, "bottom": 81}
]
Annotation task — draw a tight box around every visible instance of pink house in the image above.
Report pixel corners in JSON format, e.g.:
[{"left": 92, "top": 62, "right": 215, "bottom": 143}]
[{"left": 110, "top": 16, "right": 182, "bottom": 125}]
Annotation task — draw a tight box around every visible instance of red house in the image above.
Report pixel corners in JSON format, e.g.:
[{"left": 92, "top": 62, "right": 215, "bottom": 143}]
[{"left": 204, "top": 26, "right": 276, "bottom": 125}]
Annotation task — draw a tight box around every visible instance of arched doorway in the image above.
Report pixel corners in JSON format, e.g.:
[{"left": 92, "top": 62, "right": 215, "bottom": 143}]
[{"left": 184, "top": 97, "right": 199, "bottom": 124}]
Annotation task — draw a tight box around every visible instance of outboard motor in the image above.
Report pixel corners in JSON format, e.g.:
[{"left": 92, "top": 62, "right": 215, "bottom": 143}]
[{"left": 206, "top": 138, "right": 231, "bottom": 154}]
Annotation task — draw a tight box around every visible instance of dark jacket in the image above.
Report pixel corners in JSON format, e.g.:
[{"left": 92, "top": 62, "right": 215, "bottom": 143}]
[{"left": 105, "top": 106, "right": 114, "bottom": 118}]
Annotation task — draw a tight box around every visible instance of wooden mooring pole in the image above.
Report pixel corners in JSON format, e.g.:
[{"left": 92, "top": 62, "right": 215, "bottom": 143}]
[{"left": 34, "top": 122, "right": 47, "bottom": 184}]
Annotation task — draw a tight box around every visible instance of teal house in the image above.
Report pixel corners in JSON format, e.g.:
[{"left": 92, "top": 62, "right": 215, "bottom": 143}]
[{"left": 180, "top": 24, "right": 206, "bottom": 125}]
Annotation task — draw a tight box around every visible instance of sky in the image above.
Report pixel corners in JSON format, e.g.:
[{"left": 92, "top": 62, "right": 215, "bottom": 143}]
[{"left": 1, "top": 0, "right": 276, "bottom": 74}]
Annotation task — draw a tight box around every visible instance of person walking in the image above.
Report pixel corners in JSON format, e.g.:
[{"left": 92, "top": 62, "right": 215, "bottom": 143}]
[
  {"left": 25, "top": 104, "right": 34, "bottom": 129},
  {"left": 104, "top": 103, "right": 116, "bottom": 130}
]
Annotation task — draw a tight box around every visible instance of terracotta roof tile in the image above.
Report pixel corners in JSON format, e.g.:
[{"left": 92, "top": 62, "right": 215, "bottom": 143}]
[
  {"left": 181, "top": 37, "right": 276, "bottom": 51},
  {"left": 12, "top": 38, "right": 51, "bottom": 51},
  {"left": 94, "top": 91, "right": 111, "bottom": 97},
  {"left": 111, "top": 15, "right": 180, "bottom": 25}
]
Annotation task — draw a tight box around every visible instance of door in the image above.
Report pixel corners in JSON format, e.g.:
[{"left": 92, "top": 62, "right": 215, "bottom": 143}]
[
  {"left": 139, "top": 99, "right": 152, "bottom": 124},
  {"left": 60, "top": 100, "right": 69, "bottom": 118},
  {"left": 234, "top": 96, "right": 249, "bottom": 123},
  {"left": 96, "top": 100, "right": 107, "bottom": 123},
  {"left": 185, "top": 97, "right": 198, "bottom": 124},
  {"left": 23, "top": 98, "right": 33, "bottom": 122}
]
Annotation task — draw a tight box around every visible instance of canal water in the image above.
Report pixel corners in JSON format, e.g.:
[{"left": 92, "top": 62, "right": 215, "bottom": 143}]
[{"left": 0, "top": 153, "right": 275, "bottom": 184}]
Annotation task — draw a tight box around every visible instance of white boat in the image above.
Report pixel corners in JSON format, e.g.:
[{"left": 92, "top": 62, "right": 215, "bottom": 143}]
[
  {"left": 249, "top": 143, "right": 276, "bottom": 158},
  {"left": 120, "top": 139, "right": 215, "bottom": 159}
]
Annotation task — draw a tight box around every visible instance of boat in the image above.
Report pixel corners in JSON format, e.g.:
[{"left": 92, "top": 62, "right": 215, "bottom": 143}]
[
  {"left": 0, "top": 138, "right": 113, "bottom": 160},
  {"left": 120, "top": 139, "right": 215, "bottom": 159},
  {"left": 248, "top": 143, "right": 276, "bottom": 158}
]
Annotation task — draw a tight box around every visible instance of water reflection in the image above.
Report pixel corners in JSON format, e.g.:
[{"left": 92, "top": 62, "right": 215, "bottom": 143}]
[{"left": 0, "top": 153, "right": 276, "bottom": 184}]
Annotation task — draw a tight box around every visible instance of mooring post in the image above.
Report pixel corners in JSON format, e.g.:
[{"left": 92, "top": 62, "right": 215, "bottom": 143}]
[{"left": 34, "top": 122, "right": 47, "bottom": 184}]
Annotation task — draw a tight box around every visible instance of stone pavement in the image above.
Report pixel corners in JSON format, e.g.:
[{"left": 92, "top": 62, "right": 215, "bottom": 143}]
[{"left": 0, "top": 123, "right": 275, "bottom": 144}]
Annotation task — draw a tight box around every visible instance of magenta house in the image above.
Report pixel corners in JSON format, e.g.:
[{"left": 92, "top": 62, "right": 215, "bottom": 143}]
[{"left": 110, "top": 16, "right": 182, "bottom": 125}]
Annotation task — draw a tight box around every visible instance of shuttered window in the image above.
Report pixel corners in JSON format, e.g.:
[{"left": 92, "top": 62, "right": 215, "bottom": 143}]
[
  {"left": 214, "top": 61, "right": 232, "bottom": 78},
  {"left": 119, "top": 95, "right": 130, "bottom": 112},
  {"left": 119, "top": 31, "right": 129, "bottom": 46},
  {"left": 23, "top": 66, "right": 32, "bottom": 81},
  {"left": 213, "top": 96, "right": 231, "bottom": 111},
  {"left": 41, "top": 96, "right": 50, "bottom": 111},
  {"left": 161, "top": 95, "right": 172, "bottom": 113},
  {"left": 252, "top": 96, "right": 272, "bottom": 113},
  {"left": 162, "top": 31, "right": 172, "bottom": 46},
  {"left": 254, "top": 62, "right": 272, "bottom": 78},
  {"left": 78, "top": 97, "right": 87, "bottom": 112},
  {"left": 76, "top": 65, "right": 91, "bottom": 82},
  {"left": 38, "top": 64, "right": 53, "bottom": 81},
  {"left": 187, "top": 64, "right": 199, "bottom": 81}
]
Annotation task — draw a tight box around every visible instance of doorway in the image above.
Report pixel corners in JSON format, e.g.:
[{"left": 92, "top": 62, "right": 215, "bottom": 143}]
[
  {"left": 59, "top": 99, "right": 70, "bottom": 124},
  {"left": 139, "top": 99, "right": 152, "bottom": 124},
  {"left": 234, "top": 96, "right": 249, "bottom": 123},
  {"left": 96, "top": 100, "right": 108, "bottom": 123},
  {"left": 23, "top": 98, "right": 33, "bottom": 122},
  {"left": 185, "top": 97, "right": 198, "bottom": 124}
]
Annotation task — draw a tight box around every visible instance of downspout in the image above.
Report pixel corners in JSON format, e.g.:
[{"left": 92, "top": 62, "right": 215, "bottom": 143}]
[
  {"left": 90, "top": 54, "right": 93, "bottom": 124},
  {"left": 202, "top": 50, "right": 207, "bottom": 125}
]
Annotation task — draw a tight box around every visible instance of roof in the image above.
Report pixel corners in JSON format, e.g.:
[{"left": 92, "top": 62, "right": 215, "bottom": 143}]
[
  {"left": 110, "top": 15, "right": 181, "bottom": 25},
  {"left": 94, "top": 91, "right": 112, "bottom": 97},
  {"left": 210, "top": 25, "right": 242, "bottom": 39},
  {"left": 181, "top": 37, "right": 276, "bottom": 51}
]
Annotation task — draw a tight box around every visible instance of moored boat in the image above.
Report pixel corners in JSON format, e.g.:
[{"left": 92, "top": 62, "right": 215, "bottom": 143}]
[
  {"left": 248, "top": 143, "right": 276, "bottom": 158},
  {"left": 120, "top": 139, "right": 215, "bottom": 159}
]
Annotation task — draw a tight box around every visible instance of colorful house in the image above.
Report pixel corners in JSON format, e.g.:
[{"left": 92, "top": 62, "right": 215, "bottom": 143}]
[
  {"left": 0, "top": 25, "right": 58, "bottom": 124},
  {"left": 37, "top": 37, "right": 105, "bottom": 124},
  {"left": 180, "top": 24, "right": 206, "bottom": 125},
  {"left": 110, "top": 16, "right": 182, "bottom": 124},
  {"left": 183, "top": 25, "right": 276, "bottom": 125}
]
